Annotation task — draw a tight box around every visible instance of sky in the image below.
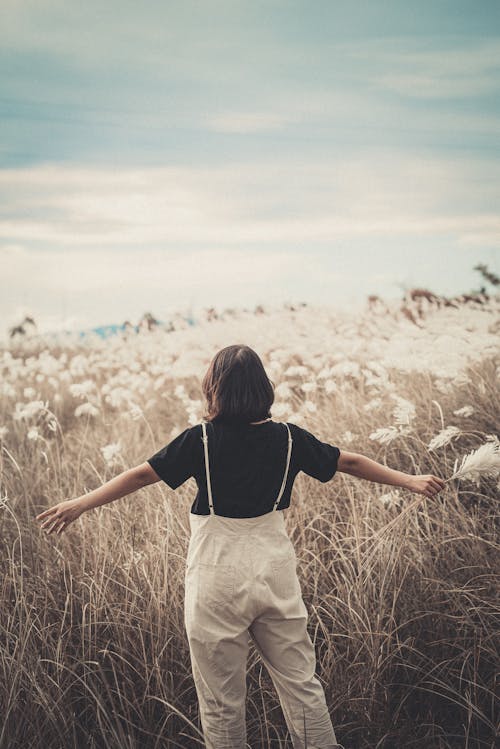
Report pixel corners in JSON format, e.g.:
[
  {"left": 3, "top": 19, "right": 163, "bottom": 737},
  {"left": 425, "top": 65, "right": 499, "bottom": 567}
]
[{"left": 1, "top": 0, "right": 499, "bottom": 333}]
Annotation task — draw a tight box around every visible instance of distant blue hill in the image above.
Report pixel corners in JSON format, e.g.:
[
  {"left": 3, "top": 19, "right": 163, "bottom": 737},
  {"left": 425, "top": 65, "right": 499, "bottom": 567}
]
[
  {"left": 77, "top": 317, "right": 196, "bottom": 340},
  {"left": 79, "top": 322, "right": 142, "bottom": 339}
]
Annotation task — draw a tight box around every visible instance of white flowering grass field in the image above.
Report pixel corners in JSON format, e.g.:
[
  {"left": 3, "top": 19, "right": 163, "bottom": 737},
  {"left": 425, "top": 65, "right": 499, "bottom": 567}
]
[{"left": 1, "top": 298, "right": 499, "bottom": 749}]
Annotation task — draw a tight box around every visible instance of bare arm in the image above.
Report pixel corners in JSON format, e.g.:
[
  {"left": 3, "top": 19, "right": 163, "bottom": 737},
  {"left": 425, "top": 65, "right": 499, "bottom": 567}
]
[
  {"left": 337, "top": 450, "right": 445, "bottom": 497},
  {"left": 35, "top": 462, "right": 161, "bottom": 535},
  {"left": 79, "top": 462, "right": 161, "bottom": 511}
]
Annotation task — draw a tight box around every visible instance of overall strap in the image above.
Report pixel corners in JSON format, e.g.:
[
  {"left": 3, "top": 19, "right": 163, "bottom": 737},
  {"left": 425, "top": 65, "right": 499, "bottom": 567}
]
[
  {"left": 200, "top": 421, "right": 215, "bottom": 515},
  {"left": 201, "top": 420, "right": 293, "bottom": 516},
  {"left": 273, "top": 422, "right": 293, "bottom": 511}
]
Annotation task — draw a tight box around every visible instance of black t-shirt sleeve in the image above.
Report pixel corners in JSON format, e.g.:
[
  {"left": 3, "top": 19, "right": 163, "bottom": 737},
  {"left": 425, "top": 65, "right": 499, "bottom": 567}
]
[
  {"left": 146, "top": 426, "right": 201, "bottom": 489},
  {"left": 289, "top": 423, "right": 340, "bottom": 483}
]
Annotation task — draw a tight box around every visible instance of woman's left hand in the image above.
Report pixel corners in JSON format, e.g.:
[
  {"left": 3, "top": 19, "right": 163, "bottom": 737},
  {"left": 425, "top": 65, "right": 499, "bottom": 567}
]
[
  {"left": 405, "top": 474, "right": 446, "bottom": 498},
  {"left": 36, "top": 497, "right": 86, "bottom": 535}
]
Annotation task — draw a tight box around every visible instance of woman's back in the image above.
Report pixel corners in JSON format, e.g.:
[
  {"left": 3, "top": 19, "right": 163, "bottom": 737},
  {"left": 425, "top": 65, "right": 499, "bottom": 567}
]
[{"left": 146, "top": 419, "right": 341, "bottom": 518}]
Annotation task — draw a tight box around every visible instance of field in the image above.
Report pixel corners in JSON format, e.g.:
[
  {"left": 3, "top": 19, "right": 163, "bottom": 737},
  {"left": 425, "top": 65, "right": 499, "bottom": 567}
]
[{"left": 1, "top": 297, "right": 499, "bottom": 749}]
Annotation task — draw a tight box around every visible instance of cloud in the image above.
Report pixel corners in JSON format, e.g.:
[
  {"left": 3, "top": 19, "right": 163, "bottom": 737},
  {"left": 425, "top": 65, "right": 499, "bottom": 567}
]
[
  {"left": 206, "top": 111, "right": 297, "bottom": 133},
  {"left": 1, "top": 153, "right": 499, "bottom": 248},
  {"left": 1, "top": 243, "right": 301, "bottom": 293},
  {"left": 349, "top": 36, "right": 500, "bottom": 99}
]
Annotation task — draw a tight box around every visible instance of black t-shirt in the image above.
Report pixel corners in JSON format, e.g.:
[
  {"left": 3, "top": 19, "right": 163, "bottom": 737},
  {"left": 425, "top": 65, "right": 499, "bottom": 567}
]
[{"left": 146, "top": 420, "right": 341, "bottom": 518}]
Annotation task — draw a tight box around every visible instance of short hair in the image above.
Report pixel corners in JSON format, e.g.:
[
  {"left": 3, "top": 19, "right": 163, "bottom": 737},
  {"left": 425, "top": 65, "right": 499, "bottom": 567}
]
[{"left": 201, "top": 344, "right": 275, "bottom": 425}]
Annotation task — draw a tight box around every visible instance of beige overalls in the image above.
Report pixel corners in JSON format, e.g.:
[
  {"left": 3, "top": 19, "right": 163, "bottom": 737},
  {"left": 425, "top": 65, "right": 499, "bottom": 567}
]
[{"left": 183, "top": 420, "right": 342, "bottom": 749}]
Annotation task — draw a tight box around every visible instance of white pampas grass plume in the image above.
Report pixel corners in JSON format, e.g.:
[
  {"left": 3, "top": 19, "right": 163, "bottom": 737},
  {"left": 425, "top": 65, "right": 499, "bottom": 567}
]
[
  {"left": 75, "top": 402, "right": 100, "bottom": 418},
  {"left": 378, "top": 490, "right": 403, "bottom": 508},
  {"left": 272, "top": 401, "right": 289, "bottom": 417},
  {"left": 428, "top": 426, "right": 462, "bottom": 451},
  {"left": 100, "top": 441, "right": 122, "bottom": 466},
  {"left": 369, "top": 426, "right": 400, "bottom": 445},
  {"left": 446, "top": 436, "right": 500, "bottom": 486},
  {"left": 363, "top": 397, "right": 382, "bottom": 412},
  {"left": 453, "top": 405, "right": 474, "bottom": 417},
  {"left": 301, "top": 381, "right": 317, "bottom": 393},
  {"left": 275, "top": 382, "right": 293, "bottom": 399},
  {"left": 284, "top": 365, "right": 309, "bottom": 377},
  {"left": 304, "top": 399, "right": 317, "bottom": 413},
  {"left": 341, "top": 430, "right": 356, "bottom": 443},
  {"left": 324, "top": 379, "right": 337, "bottom": 394},
  {"left": 331, "top": 360, "right": 360, "bottom": 378},
  {"left": 391, "top": 395, "right": 416, "bottom": 426},
  {"left": 128, "top": 402, "right": 144, "bottom": 421},
  {"left": 69, "top": 380, "right": 96, "bottom": 399},
  {"left": 13, "top": 400, "right": 48, "bottom": 421}
]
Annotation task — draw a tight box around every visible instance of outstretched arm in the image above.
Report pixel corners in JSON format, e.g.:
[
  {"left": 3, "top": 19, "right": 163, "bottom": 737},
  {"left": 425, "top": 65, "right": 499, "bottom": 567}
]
[
  {"left": 35, "top": 462, "right": 161, "bottom": 535},
  {"left": 337, "top": 450, "right": 445, "bottom": 497}
]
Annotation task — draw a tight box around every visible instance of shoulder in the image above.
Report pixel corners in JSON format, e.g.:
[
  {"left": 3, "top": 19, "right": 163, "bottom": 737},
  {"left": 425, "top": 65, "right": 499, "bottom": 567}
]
[
  {"left": 286, "top": 421, "right": 338, "bottom": 451},
  {"left": 184, "top": 423, "right": 204, "bottom": 443},
  {"left": 283, "top": 421, "right": 340, "bottom": 482},
  {"left": 286, "top": 421, "right": 312, "bottom": 440},
  {"left": 281, "top": 422, "right": 308, "bottom": 455},
  {"left": 162, "top": 424, "right": 203, "bottom": 452},
  {"left": 167, "top": 424, "right": 205, "bottom": 467}
]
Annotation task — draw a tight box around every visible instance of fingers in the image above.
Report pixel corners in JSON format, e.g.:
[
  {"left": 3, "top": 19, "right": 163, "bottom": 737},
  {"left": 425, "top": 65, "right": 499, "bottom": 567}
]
[
  {"left": 36, "top": 507, "right": 68, "bottom": 534},
  {"left": 432, "top": 475, "right": 446, "bottom": 489},
  {"left": 36, "top": 507, "right": 56, "bottom": 520},
  {"left": 40, "top": 512, "right": 60, "bottom": 530},
  {"left": 47, "top": 518, "right": 67, "bottom": 535},
  {"left": 411, "top": 476, "right": 445, "bottom": 497},
  {"left": 426, "top": 476, "right": 446, "bottom": 496}
]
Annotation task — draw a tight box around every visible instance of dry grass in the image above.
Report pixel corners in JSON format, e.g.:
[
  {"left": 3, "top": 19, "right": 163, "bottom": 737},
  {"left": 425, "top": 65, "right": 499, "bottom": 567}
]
[{"left": 1, "top": 305, "right": 499, "bottom": 749}]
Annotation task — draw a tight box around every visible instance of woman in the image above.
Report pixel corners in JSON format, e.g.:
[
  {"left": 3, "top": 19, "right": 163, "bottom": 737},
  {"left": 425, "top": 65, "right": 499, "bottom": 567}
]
[{"left": 36, "top": 344, "right": 445, "bottom": 749}]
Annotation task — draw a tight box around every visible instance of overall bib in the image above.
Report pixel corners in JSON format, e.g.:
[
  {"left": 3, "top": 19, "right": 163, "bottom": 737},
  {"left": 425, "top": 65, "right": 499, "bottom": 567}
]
[{"left": 184, "top": 420, "right": 341, "bottom": 749}]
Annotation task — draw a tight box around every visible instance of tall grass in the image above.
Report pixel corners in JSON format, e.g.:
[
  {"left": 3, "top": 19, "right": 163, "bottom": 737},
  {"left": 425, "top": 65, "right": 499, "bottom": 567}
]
[{"left": 1, "top": 303, "right": 499, "bottom": 748}]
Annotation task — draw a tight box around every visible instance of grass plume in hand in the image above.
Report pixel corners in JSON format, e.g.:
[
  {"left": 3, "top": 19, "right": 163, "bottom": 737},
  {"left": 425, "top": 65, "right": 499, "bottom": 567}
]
[{"left": 444, "top": 436, "right": 500, "bottom": 485}]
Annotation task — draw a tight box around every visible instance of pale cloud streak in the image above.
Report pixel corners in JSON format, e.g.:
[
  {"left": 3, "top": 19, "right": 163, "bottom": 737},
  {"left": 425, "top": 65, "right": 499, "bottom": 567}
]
[
  {"left": 206, "top": 111, "right": 298, "bottom": 134},
  {"left": 1, "top": 244, "right": 312, "bottom": 294},
  {"left": 1, "top": 154, "right": 499, "bottom": 247},
  {"left": 349, "top": 36, "right": 500, "bottom": 99}
]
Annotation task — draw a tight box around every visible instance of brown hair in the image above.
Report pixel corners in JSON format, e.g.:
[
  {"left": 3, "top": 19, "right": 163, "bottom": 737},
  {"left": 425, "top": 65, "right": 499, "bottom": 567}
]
[{"left": 201, "top": 344, "right": 275, "bottom": 424}]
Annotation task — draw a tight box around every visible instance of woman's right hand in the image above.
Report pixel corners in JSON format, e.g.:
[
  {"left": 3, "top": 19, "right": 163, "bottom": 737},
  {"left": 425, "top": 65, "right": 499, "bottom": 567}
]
[
  {"left": 405, "top": 474, "right": 446, "bottom": 498},
  {"left": 35, "top": 497, "right": 87, "bottom": 535}
]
